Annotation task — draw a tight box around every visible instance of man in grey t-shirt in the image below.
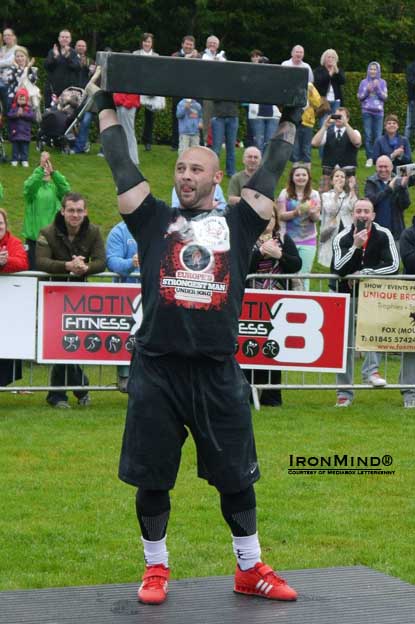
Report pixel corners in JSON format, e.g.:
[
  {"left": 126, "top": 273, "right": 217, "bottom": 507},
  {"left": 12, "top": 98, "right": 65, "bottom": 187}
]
[{"left": 228, "top": 146, "right": 261, "bottom": 205}]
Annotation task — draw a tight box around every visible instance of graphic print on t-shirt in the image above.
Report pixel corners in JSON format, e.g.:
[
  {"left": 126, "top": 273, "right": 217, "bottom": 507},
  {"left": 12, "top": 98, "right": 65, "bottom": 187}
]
[{"left": 160, "top": 212, "right": 230, "bottom": 309}]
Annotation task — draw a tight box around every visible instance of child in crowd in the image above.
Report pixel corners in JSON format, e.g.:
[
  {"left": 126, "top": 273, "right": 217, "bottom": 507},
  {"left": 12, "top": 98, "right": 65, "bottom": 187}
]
[
  {"left": 176, "top": 98, "right": 202, "bottom": 154},
  {"left": 23, "top": 151, "right": 70, "bottom": 268},
  {"left": 8, "top": 87, "right": 34, "bottom": 166}
]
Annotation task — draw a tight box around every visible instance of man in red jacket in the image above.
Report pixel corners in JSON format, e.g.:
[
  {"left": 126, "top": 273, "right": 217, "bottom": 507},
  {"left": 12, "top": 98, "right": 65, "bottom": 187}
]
[
  {"left": 0, "top": 208, "right": 29, "bottom": 273},
  {"left": 0, "top": 207, "right": 28, "bottom": 387}
]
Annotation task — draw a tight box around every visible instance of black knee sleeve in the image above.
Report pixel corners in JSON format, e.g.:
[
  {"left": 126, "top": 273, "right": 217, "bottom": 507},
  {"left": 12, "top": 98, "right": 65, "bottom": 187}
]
[
  {"left": 244, "top": 122, "right": 296, "bottom": 200},
  {"left": 136, "top": 489, "right": 171, "bottom": 541},
  {"left": 220, "top": 486, "right": 257, "bottom": 536},
  {"left": 101, "top": 125, "right": 146, "bottom": 195}
]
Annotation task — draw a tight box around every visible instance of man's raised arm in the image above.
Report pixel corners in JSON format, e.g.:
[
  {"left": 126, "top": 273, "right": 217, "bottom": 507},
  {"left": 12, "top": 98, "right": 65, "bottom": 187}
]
[
  {"left": 94, "top": 85, "right": 150, "bottom": 215},
  {"left": 241, "top": 109, "right": 299, "bottom": 220}
]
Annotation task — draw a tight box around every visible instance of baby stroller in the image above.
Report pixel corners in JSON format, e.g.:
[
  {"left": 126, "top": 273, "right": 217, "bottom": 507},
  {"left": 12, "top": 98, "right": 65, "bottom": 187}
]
[{"left": 36, "top": 86, "right": 85, "bottom": 153}]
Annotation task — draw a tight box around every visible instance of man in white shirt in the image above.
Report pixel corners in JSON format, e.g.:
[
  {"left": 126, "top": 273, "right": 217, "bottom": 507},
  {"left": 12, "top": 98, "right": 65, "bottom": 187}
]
[
  {"left": 202, "top": 35, "right": 226, "bottom": 146},
  {"left": 312, "top": 107, "right": 361, "bottom": 191},
  {"left": 281, "top": 45, "right": 314, "bottom": 83}
]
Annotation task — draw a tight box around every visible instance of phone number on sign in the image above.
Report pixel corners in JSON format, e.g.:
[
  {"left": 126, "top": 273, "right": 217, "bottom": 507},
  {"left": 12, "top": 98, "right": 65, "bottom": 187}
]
[{"left": 359, "top": 335, "right": 415, "bottom": 344}]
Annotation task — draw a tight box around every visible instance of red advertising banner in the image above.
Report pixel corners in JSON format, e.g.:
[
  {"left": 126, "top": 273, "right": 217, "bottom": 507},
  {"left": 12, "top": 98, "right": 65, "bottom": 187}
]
[
  {"left": 237, "top": 289, "right": 349, "bottom": 372},
  {"left": 38, "top": 283, "right": 349, "bottom": 372},
  {"left": 38, "top": 282, "right": 142, "bottom": 364}
]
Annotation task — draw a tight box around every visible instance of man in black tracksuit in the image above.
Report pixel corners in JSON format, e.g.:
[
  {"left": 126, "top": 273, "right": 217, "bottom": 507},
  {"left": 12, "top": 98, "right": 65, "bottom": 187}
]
[{"left": 332, "top": 198, "right": 399, "bottom": 407}]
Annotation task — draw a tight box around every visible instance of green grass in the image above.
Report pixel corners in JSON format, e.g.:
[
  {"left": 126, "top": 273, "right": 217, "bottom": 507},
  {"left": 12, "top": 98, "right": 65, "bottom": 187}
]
[
  {"left": 0, "top": 387, "right": 414, "bottom": 591},
  {"left": 1, "top": 140, "right": 415, "bottom": 592}
]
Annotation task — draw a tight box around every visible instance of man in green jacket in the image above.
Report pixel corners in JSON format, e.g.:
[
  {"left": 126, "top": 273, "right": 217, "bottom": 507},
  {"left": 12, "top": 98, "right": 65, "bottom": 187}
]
[{"left": 23, "top": 151, "right": 70, "bottom": 268}]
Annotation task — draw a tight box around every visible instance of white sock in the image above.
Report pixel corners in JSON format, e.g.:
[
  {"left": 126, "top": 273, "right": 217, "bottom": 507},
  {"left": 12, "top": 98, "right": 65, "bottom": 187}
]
[
  {"left": 232, "top": 532, "right": 261, "bottom": 571},
  {"left": 141, "top": 535, "right": 169, "bottom": 567}
]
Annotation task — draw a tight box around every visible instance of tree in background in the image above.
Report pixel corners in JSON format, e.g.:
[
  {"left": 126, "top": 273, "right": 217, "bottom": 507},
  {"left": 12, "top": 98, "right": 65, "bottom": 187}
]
[{"left": 2, "top": 0, "right": 415, "bottom": 71}]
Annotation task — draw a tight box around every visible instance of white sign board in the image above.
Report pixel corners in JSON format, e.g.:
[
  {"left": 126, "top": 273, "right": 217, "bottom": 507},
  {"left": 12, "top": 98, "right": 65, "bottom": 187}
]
[{"left": 0, "top": 276, "right": 37, "bottom": 359}]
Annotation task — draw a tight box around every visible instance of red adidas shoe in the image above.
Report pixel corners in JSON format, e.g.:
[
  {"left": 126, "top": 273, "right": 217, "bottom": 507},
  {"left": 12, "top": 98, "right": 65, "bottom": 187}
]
[
  {"left": 234, "top": 562, "right": 298, "bottom": 601},
  {"left": 137, "top": 564, "right": 170, "bottom": 604}
]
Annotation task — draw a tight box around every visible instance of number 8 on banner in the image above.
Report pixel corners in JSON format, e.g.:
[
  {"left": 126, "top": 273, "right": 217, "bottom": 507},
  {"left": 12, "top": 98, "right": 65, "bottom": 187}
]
[{"left": 269, "top": 298, "right": 324, "bottom": 363}]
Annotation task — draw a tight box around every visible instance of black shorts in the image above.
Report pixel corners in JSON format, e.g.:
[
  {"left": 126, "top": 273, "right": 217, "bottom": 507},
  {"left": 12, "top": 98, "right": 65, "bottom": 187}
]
[{"left": 118, "top": 352, "right": 260, "bottom": 494}]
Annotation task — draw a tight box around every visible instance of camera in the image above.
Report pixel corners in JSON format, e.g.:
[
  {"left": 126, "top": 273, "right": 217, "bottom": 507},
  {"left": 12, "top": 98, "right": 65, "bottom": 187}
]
[
  {"left": 356, "top": 218, "right": 366, "bottom": 232},
  {"left": 396, "top": 163, "right": 415, "bottom": 186},
  {"left": 396, "top": 163, "right": 415, "bottom": 177},
  {"left": 331, "top": 114, "right": 342, "bottom": 120}
]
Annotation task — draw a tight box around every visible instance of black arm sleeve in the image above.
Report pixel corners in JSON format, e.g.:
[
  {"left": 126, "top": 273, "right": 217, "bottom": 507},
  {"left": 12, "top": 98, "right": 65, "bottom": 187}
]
[{"left": 243, "top": 122, "right": 295, "bottom": 200}]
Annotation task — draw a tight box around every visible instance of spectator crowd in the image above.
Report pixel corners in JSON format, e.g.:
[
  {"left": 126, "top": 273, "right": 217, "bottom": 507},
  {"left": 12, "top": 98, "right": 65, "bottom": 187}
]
[{"left": 1, "top": 26, "right": 415, "bottom": 408}]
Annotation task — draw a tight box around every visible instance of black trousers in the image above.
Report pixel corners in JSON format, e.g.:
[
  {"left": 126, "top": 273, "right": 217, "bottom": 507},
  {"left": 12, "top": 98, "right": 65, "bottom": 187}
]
[
  {"left": 142, "top": 108, "right": 154, "bottom": 145},
  {"left": 245, "top": 368, "right": 282, "bottom": 406},
  {"left": 46, "top": 364, "right": 89, "bottom": 404}
]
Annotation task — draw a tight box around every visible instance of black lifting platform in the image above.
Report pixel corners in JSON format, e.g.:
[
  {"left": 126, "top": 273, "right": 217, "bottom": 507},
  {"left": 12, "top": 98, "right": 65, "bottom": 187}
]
[{"left": 1, "top": 566, "right": 414, "bottom": 624}]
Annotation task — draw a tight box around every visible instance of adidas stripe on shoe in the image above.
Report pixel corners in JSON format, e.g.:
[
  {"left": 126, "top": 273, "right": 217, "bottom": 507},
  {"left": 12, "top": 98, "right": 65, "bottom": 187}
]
[{"left": 234, "top": 562, "right": 298, "bottom": 601}]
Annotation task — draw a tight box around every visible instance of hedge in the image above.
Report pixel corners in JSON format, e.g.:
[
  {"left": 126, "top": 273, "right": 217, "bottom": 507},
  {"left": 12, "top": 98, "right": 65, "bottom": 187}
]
[{"left": 134, "top": 71, "right": 410, "bottom": 145}]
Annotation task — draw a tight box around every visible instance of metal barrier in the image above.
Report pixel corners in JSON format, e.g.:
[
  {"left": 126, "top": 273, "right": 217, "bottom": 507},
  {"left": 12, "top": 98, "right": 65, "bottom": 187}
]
[
  {"left": 0, "top": 271, "right": 137, "bottom": 395},
  {"left": 244, "top": 273, "right": 414, "bottom": 406},
  {"left": 0, "top": 272, "right": 413, "bottom": 398}
]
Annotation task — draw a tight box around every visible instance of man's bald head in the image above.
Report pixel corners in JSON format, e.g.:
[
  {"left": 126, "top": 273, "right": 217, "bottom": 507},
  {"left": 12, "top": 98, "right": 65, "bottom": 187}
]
[
  {"left": 179, "top": 146, "right": 220, "bottom": 173},
  {"left": 376, "top": 155, "right": 393, "bottom": 181},
  {"left": 174, "top": 147, "right": 223, "bottom": 210},
  {"left": 243, "top": 146, "right": 261, "bottom": 174}
]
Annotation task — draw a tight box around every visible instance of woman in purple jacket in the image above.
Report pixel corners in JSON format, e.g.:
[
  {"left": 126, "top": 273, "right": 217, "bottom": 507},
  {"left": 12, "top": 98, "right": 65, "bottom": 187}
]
[
  {"left": 357, "top": 61, "right": 388, "bottom": 168},
  {"left": 7, "top": 87, "right": 34, "bottom": 167},
  {"left": 373, "top": 114, "right": 412, "bottom": 173}
]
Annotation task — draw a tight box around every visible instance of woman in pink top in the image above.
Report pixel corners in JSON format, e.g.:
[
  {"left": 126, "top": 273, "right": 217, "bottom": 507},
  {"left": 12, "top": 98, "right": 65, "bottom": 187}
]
[{"left": 277, "top": 166, "right": 320, "bottom": 290}]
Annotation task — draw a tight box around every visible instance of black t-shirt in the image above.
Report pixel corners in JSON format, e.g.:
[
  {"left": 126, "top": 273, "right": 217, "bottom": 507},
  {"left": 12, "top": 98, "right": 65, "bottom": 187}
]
[{"left": 123, "top": 194, "right": 267, "bottom": 358}]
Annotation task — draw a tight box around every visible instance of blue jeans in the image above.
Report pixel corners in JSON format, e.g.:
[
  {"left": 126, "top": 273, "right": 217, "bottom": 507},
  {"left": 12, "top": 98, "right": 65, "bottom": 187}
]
[
  {"left": 249, "top": 118, "right": 278, "bottom": 154},
  {"left": 362, "top": 112, "right": 383, "bottom": 160},
  {"left": 336, "top": 298, "right": 382, "bottom": 401},
  {"left": 74, "top": 111, "right": 93, "bottom": 153},
  {"left": 211, "top": 116, "right": 239, "bottom": 176},
  {"left": 11, "top": 141, "right": 29, "bottom": 162},
  {"left": 405, "top": 100, "right": 415, "bottom": 143},
  {"left": 291, "top": 125, "right": 313, "bottom": 163}
]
